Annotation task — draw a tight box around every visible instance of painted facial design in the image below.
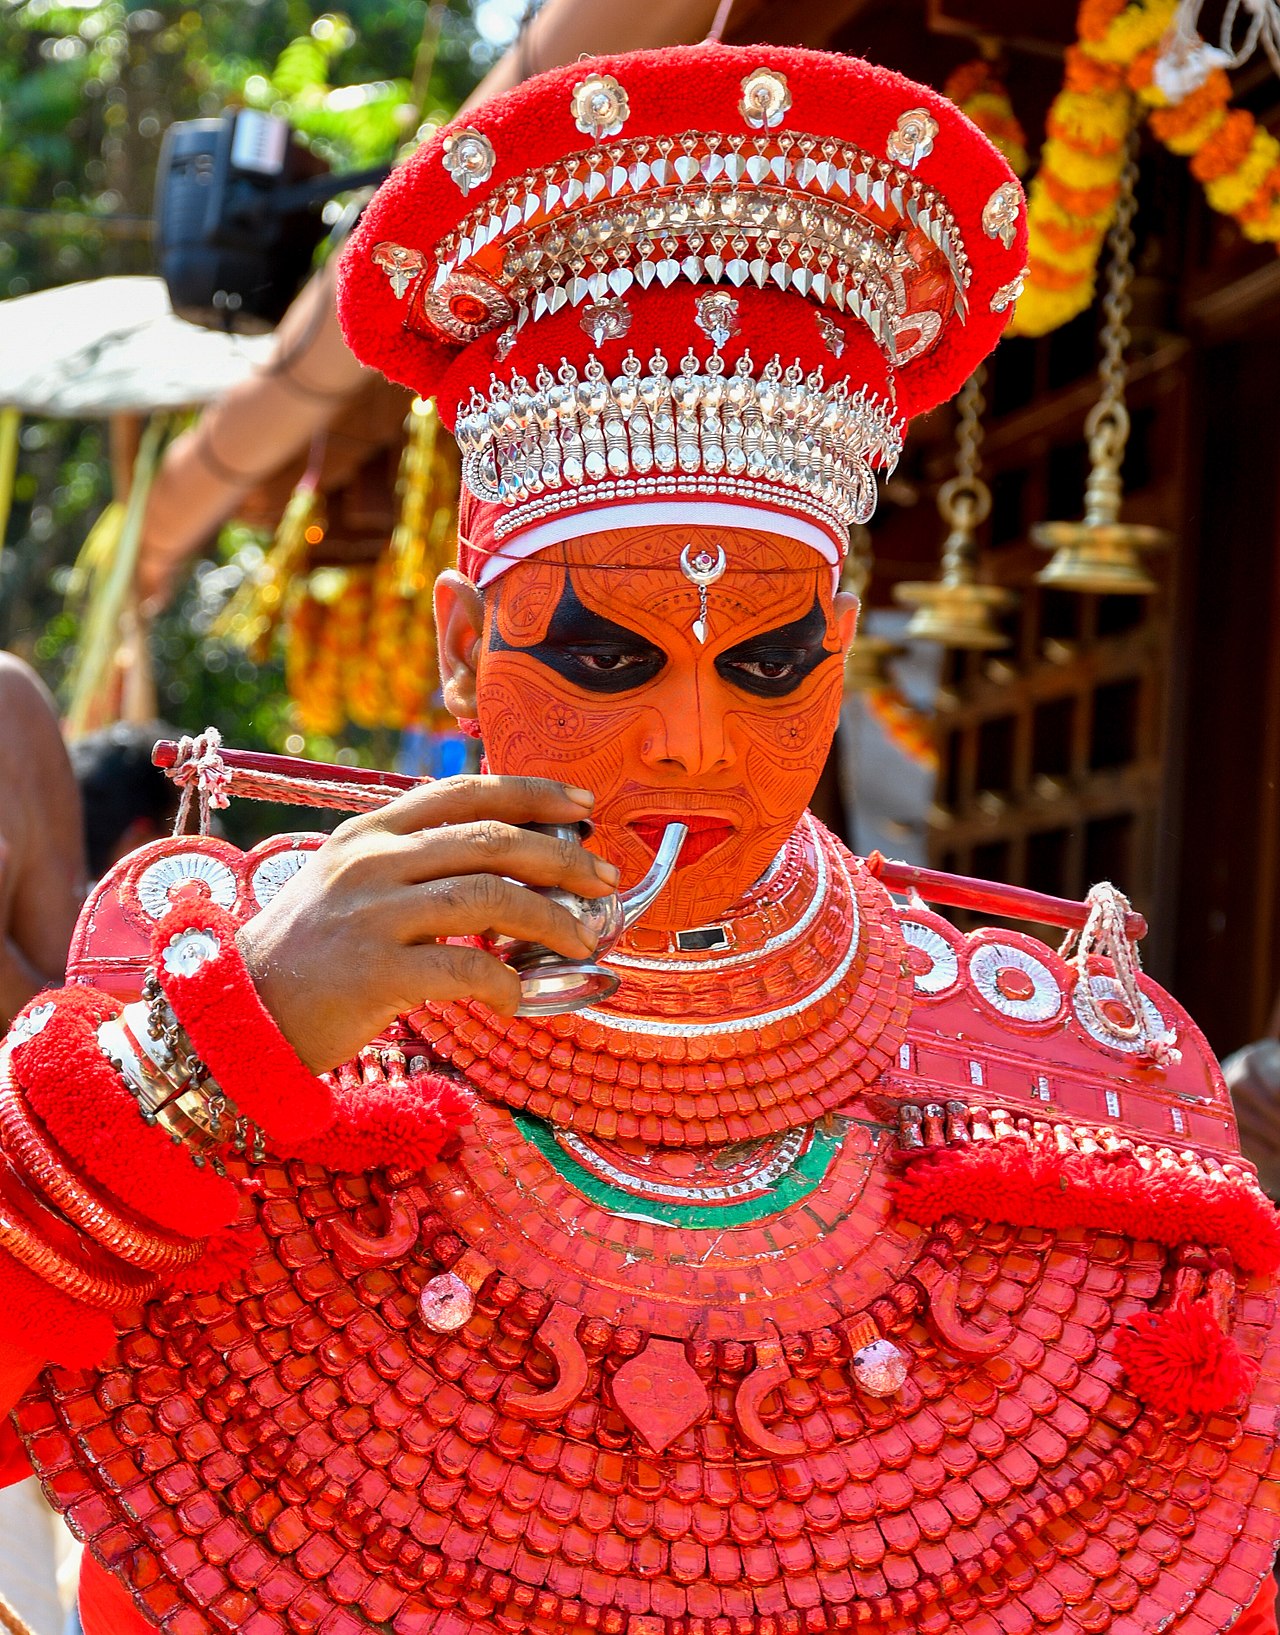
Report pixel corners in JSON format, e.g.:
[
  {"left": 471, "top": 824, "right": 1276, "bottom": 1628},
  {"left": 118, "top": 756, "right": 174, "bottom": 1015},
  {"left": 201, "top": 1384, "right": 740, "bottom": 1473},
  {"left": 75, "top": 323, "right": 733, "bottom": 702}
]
[{"left": 475, "top": 525, "right": 852, "bottom": 931}]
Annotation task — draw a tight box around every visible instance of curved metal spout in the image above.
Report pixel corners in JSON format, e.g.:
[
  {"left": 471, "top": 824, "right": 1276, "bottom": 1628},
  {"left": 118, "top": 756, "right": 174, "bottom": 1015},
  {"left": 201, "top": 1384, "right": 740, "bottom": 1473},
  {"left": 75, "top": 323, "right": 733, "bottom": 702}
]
[{"left": 619, "top": 822, "right": 688, "bottom": 929}]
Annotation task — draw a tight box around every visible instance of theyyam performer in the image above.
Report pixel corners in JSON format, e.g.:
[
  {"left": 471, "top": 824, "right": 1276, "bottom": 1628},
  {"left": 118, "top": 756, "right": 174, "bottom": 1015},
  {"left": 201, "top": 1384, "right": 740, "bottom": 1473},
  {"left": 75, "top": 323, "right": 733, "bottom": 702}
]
[{"left": 2, "top": 38, "right": 1280, "bottom": 1635}]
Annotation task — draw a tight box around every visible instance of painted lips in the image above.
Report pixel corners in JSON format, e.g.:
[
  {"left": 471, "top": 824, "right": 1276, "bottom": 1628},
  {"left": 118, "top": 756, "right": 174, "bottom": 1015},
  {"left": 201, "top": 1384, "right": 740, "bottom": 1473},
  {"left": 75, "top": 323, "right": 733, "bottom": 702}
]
[{"left": 629, "top": 814, "right": 736, "bottom": 868}]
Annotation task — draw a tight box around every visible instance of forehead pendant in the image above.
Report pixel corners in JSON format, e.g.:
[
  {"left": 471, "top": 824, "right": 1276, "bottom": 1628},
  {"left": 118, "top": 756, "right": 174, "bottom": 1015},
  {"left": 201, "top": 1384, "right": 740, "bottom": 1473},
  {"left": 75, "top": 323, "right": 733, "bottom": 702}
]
[{"left": 679, "top": 542, "right": 727, "bottom": 644}]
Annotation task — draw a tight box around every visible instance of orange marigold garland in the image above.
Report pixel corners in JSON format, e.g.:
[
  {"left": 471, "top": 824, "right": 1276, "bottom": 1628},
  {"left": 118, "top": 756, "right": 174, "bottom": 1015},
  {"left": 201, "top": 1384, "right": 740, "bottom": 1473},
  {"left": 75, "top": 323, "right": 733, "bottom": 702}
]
[
  {"left": 1018, "top": 0, "right": 1280, "bottom": 337},
  {"left": 1132, "top": 41, "right": 1280, "bottom": 238},
  {"left": 1009, "top": 3, "right": 1170, "bottom": 337},
  {"left": 943, "top": 59, "right": 1030, "bottom": 178}
]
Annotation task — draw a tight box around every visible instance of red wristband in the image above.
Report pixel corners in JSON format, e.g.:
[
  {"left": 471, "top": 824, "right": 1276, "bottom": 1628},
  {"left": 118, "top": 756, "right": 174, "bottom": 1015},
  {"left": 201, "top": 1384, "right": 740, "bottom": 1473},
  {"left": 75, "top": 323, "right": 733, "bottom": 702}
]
[
  {"left": 152, "top": 899, "right": 472, "bottom": 1168},
  {"left": 9, "top": 988, "right": 238, "bottom": 1239},
  {"left": 151, "top": 899, "right": 333, "bottom": 1149}
]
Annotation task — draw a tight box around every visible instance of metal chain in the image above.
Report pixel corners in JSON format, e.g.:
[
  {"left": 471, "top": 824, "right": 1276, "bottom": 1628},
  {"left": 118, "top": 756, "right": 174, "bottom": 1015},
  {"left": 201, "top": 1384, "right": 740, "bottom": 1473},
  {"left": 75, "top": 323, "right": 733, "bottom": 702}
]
[
  {"left": 938, "top": 363, "right": 991, "bottom": 568},
  {"left": 1096, "top": 147, "right": 1137, "bottom": 420},
  {"left": 953, "top": 364, "right": 987, "bottom": 486},
  {"left": 1083, "top": 138, "right": 1138, "bottom": 524}
]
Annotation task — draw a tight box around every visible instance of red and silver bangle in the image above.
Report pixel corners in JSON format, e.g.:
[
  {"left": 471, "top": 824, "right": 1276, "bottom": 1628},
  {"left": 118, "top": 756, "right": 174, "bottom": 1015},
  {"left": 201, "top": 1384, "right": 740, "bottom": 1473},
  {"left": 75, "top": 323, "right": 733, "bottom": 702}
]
[
  {"left": 0, "top": 1058, "right": 202, "bottom": 1275},
  {"left": 149, "top": 898, "right": 334, "bottom": 1151},
  {"left": 8, "top": 988, "right": 239, "bottom": 1240},
  {"left": 102, "top": 981, "right": 246, "bottom": 1170},
  {"left": 0, "top": 1153, "right": 160, "bottom": 1312}
]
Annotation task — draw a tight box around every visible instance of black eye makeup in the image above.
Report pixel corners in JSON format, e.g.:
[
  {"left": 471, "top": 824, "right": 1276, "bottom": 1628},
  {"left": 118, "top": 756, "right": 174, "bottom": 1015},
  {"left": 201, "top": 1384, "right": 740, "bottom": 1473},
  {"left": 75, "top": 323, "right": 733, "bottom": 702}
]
[
  {"left": 490, "top": 579, "right": 667, "bottom": 694},
  {"left": 714, "top": 598, "right": 837, "bottom": 698},
  {"left": 489, "top": 580, "right": 837, "bottom": 698}
]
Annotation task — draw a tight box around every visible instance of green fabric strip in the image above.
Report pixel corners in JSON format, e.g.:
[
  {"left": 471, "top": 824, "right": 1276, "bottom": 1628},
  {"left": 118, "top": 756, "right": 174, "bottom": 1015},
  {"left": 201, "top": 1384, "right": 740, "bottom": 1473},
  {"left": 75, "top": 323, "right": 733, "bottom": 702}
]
[{"left": 513, "top": 1111, "right": 844, "bottom": 1229}]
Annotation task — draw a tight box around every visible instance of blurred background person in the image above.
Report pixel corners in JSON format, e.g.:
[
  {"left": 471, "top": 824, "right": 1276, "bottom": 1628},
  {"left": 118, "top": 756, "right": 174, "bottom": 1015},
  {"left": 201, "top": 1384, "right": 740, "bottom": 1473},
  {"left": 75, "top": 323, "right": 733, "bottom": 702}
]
[
  {"left": 68, "top": 720, "right": 181, "bottom": 885},
  {"left": 0, "top": 653, "right": 84, "bottom": 1032}
]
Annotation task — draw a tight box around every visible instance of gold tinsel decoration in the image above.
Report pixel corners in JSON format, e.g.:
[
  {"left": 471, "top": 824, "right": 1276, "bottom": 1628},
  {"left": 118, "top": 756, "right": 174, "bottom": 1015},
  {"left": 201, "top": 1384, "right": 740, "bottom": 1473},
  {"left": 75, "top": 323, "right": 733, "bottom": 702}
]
[{"left": 284, "top": 397, "right": 461, "bottom": 735}]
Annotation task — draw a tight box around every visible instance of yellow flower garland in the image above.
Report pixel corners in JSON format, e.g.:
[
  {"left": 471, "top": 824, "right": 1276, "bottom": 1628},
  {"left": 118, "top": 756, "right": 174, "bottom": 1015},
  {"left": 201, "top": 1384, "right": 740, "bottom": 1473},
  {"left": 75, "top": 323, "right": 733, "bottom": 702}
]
[
  {"left": 1012, "top": 0, "right": 1280, "bottom": 337},
  {"left": 282, "top": 398, "right": 461, "bottom": 736}
]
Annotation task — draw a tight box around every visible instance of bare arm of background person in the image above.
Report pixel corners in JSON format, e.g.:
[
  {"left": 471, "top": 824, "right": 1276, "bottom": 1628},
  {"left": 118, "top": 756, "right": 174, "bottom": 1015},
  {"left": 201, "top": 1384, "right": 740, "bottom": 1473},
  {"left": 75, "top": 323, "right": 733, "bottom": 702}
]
[{"left": 0, "top": 654, "right": 85, "bottom": 1030}]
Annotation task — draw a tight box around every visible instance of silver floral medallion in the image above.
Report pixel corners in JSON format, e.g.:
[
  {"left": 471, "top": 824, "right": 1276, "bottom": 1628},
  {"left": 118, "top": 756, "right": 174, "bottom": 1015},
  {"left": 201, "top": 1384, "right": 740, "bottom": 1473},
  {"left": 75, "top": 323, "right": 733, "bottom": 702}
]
[
  {"left": 739, "top": 67, "right": 791, "bottom": 131},
  {"left": 136, "top": 852, "right": 238, "bottom": 921},
  {"left": 815, "top": 310, "right": 846, "bottom": 358},
  {"left": 693, "top": 289, "right": 741, "bottom": 350},
  {"left": 9, "top": 1000, "right": 55, "bottom": 1046},
  {"left": 990, "top": 271, "right": 1027, "bottom": 313},
  {"left": 442, "top": 126, "right": 496, "bottom": 196},
  {"left": 580, "top": 296, "right": 633, "bottom": 345},
  {"left": 572, "top": 72, "right": 629, "bottom": 141},
  {"left": 885, "top": 107, "right": 938, "bottom": 171},
  {"left": 371, "top": 242, "right": 426, "bottom": 301},
  {"left": 419, "top": 269, "right": 514, "bottom": 343},
  {"left": 982, "top": 180, "right": 1023, "bottom": 249},
  {"left": 161, "top": 928, "right": 221, "bottom": 979}
]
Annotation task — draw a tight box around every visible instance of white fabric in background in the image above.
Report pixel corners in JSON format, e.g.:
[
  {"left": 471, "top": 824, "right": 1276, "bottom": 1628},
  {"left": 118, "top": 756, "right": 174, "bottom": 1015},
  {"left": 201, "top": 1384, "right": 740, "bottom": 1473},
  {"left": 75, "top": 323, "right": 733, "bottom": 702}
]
[{"left": 0, "top": 1477, "right": 78, "bottom": 1635}]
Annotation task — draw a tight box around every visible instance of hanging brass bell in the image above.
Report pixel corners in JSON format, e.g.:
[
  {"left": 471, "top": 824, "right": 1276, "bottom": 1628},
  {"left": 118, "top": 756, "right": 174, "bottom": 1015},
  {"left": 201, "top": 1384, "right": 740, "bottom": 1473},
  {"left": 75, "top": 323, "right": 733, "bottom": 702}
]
[
  {"left": 894, "top": 475, "right": 1014, "bottom": 650},
  {"left": 1031, "top": 518, "right": 1165, "bottom": 595},
  {"left": 1033, "top": 403, "right": 1167, "bottom": 593}
]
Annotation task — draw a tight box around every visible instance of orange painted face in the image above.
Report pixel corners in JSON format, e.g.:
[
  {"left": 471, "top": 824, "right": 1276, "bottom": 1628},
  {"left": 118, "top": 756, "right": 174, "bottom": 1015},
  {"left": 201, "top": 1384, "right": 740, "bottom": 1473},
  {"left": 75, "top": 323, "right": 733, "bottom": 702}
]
[{"left": 475, "top": 524, "right": 853, "bottom": 931}]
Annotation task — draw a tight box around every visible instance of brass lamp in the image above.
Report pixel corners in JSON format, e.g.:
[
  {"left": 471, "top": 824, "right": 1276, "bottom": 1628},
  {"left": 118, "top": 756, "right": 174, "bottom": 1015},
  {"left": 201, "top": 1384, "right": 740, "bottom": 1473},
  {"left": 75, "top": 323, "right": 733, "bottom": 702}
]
[
  {"left": 894, "top": 367, "right": 1015, "bottom": 649},
  {"left": 1033, "top": 152, "right": 1169, "bottom": 594}
]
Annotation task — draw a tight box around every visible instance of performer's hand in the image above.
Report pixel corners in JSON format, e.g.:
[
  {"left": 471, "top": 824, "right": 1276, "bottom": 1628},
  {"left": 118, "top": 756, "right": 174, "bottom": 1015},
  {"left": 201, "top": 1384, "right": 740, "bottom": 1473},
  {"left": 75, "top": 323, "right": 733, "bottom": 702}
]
[{"left": 236, "top": 776, "right": 617, "bottom": 1071}]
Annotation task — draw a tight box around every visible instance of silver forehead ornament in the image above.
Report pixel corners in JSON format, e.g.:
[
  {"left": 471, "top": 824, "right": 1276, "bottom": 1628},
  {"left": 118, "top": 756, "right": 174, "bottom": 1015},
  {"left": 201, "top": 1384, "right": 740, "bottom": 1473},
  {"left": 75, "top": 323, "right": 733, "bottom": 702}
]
[{"left": 679, "top": 542, "right": 728, "bottom": 644}]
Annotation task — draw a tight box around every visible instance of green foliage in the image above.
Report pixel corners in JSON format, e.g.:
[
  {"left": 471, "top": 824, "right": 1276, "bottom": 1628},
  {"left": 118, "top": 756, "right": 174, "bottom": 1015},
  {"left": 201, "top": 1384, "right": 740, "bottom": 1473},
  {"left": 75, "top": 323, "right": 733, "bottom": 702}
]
[{"left": 0, "top": 0, "right": 506, "bottom": 753}]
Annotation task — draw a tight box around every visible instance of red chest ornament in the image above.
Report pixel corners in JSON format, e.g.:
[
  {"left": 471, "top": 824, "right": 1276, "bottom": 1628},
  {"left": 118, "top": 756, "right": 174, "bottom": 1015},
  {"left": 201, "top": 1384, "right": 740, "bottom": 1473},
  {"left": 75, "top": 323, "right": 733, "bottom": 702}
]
[{"left": 14, "top": 819, "right": 1280, "bottom": 1635}]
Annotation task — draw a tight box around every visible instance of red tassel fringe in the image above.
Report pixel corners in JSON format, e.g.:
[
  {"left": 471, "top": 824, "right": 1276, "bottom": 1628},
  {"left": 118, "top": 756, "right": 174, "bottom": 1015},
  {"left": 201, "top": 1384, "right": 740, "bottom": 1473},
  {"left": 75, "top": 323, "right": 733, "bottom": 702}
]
[
  {"left": 290, "top": 1075, "right": 471, "bottom": 1172},
  {"left": 1115, "top": 1293, "right": 1259, "bottom": 1417},
  {"left": 890, "top": 1138, "right": 1280, "bottom": 1276}
]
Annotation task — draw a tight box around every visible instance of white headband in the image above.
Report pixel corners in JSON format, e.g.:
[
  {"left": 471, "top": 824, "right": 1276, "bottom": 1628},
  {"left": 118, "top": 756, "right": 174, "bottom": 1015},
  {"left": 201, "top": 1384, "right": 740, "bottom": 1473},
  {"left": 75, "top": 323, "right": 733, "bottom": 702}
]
[{"left": 472, "top": 499, "right": 843, "bottom": 589}]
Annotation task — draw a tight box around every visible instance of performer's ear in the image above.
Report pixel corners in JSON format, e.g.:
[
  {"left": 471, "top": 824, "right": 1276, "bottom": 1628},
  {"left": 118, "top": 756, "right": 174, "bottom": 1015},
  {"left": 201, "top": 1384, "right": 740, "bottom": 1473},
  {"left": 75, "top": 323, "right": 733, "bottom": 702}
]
[
  {"left": 833, "top": 590, "right": 860, "bottom": 655},
  {"left": 434, "top": 569, "right": 485, "bottom": 719}
]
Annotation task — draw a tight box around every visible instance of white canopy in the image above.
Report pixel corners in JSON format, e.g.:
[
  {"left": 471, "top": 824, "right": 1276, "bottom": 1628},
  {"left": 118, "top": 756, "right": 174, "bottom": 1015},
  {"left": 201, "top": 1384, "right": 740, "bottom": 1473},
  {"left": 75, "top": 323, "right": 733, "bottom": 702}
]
[{"left": 0, "top": 276, "right": 273, "bottom": 417}]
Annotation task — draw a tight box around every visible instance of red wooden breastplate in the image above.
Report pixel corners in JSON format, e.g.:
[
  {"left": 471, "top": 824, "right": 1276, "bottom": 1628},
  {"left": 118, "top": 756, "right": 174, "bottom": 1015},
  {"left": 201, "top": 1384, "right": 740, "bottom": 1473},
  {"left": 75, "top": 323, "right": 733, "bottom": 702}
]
[{"left": 14, "top": 820, "right": 1280, "bottom": 1635}]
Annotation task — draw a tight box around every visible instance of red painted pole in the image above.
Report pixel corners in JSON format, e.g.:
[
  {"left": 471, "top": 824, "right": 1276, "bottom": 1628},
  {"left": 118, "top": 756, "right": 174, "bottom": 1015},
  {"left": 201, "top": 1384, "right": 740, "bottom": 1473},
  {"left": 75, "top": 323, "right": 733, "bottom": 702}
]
[{"left": 152, "top": 742, "right": 1147, "bottom": 941}]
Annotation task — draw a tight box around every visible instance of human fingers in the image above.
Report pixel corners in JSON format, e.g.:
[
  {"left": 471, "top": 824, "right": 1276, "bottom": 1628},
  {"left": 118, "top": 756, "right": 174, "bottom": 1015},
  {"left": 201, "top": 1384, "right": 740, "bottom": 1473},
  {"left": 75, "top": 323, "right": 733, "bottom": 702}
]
[
  {"left": 346, "top": 774, "right": 595, "bottom": 840},
  {"left": 390, "top": 941, "right": 525, "bottom": 1017},
  {"left": 396, "top": 873, "right": 601, "bottom": 961},
  {"left": 391, "top": 818, "right": 618, "bottom": 896}
]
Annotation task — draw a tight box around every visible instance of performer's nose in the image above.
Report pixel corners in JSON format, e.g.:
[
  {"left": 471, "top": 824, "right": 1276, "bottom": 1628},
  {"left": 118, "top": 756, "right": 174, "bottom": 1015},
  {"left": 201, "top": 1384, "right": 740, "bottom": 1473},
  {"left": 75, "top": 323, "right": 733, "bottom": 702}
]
[{"left": 642, "top": 669, "right": 735, "bottom": 776}]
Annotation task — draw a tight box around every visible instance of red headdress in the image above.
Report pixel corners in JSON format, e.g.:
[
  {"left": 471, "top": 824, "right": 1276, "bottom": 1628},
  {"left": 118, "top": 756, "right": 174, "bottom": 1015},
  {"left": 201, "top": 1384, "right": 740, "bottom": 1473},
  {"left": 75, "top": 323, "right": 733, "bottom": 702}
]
[{"left": 338, "top": 42, "right": 1026, "bottom": 583}]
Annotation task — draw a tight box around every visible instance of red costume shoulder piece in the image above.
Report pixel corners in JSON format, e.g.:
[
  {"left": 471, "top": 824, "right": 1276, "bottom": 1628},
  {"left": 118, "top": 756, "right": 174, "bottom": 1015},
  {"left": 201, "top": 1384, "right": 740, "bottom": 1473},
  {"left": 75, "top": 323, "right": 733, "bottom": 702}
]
[{"left": 11, "top": 820, "right": 1280, "bottom": 1635}]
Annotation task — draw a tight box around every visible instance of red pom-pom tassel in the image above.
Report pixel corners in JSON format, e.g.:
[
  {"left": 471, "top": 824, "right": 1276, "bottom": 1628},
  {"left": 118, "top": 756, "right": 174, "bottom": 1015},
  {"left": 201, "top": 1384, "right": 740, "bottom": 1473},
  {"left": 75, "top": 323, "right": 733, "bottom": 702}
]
[{"left": 1115, "top": 1293, "right": 1259, "bottom": 1418}]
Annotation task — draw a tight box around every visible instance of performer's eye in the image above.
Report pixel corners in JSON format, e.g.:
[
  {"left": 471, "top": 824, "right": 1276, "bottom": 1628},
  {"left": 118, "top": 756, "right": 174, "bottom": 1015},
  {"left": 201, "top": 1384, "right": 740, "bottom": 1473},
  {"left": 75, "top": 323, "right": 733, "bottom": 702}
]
[
  {"left": 717, "top": 646, "right": 824, "bottom": 697},
  {"left": 729, "top": 655, "right": 804, "bottom": 681},
  {"left": 714, "top": 598, "right": 837, "bottom": 698},
  {"left": 575, "top": 650, "right": 654, "bottom": 673},
  {"left": 555, "top": 644, "right": 667, "bottom": 693}
]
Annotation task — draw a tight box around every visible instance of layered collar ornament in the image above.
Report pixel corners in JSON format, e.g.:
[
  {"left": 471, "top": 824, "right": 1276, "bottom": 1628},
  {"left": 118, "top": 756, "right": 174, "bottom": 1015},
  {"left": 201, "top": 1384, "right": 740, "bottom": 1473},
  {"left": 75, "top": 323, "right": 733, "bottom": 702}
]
[{"left": 413, "top": 816, "right": 913, "bottom": 1145}]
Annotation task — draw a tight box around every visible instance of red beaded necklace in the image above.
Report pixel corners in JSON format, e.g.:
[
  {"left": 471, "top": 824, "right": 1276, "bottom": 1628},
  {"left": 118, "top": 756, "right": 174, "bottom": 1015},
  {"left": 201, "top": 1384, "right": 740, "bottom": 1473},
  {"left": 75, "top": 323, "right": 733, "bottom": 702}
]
[{"left": 412, "top": 816, "right": 914, "bottom": 1146}]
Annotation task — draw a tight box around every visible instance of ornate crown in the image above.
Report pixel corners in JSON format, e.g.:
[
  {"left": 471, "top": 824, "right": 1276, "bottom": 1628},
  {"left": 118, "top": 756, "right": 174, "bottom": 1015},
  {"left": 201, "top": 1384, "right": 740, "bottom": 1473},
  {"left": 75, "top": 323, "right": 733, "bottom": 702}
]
[{"left": 339, "top": 42, "right": 1026, "bottom": 572}]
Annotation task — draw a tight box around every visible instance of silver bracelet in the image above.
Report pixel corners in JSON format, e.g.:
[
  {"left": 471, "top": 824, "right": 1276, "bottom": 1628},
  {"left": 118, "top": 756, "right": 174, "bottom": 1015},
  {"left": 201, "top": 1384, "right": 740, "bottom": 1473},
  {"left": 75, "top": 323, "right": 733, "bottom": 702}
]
[{"left": 96, "top": 970, "right": 265, "bottom": 1171}]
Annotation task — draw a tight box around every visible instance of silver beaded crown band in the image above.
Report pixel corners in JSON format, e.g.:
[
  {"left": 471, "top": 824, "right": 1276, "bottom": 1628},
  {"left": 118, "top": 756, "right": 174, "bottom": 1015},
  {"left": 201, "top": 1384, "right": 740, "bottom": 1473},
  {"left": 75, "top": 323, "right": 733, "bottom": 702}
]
[
  {"left": 454, "top": 346, "right": 904, "bottom": 550},
  {"left": 369, "top": 116, "right": 1005, "bottom": 369}
]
